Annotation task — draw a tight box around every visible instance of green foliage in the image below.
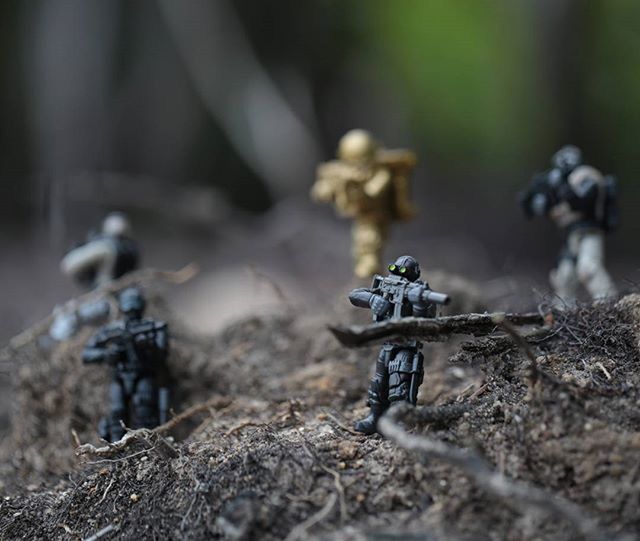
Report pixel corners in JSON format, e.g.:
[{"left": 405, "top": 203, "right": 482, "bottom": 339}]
[{"left": 363, "top": 0, "right": 550, "bottom": 167}]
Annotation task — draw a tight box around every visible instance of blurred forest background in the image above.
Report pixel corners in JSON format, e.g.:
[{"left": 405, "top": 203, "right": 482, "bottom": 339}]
[{"left": 1, "top": 0, "right": 640, "bottom": 340}]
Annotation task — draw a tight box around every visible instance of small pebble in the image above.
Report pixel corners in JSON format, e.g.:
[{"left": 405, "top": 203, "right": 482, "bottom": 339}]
[{"left": 130, "top": 493, "right": 140, "bottom": 503}]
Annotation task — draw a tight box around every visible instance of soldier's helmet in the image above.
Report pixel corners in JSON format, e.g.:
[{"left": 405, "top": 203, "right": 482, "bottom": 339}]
[
  {"left": 337, "top": 129, "right": 377, "bottom": 164},
  {"left": 102, "top": 212, "right": 131, "bottom": 237},
  {"left": 118, "top": 287, "right": 146, "bottom": 318},
  {"left": 552, "top": 145, "right": 582, "bottom": 173},
  {"left": 388, "top": 255, "right": 421, "bottom": 282}
]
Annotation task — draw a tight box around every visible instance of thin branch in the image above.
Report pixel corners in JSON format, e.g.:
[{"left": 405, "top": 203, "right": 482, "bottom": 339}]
[
  {"left": 284, "top": 493, "right": 337, "bottom": 541},
  {"left": 5, "top": 264, "right": 199, "bottom": 352},
  {"left": 330, "top": 312, "right": 545, "bottom": 348}
]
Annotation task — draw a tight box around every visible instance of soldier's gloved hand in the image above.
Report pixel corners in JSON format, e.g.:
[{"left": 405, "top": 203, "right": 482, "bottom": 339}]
[
  {"left": 369, "top": 294, "right": 392, "bottom": 317},
  {"left": 407, "top": 285, "right": 427, "bottom": 308},
  {"left": 531, "top": 193, "right": 548, "bottom": 216},
  {"left": 105, "top": 345, "right": 122, "bottom": 365}
]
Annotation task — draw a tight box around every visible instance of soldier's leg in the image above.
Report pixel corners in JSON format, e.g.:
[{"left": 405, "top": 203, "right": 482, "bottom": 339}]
[
  {"left": 549, "top": 249, "right": 579, "bottom": 309},
  {"left": 131, "top": 377, "right": 159, "bottom": 429},
  {"left": 352, "top": 218, "right": 387, "bottom": 279},
  {"left": 576, "top": 232, "right": 617, "bottom": 300},
  {"left": 106, "top": 379, "right": 127, "bottom": 442},
  {"left": 388, "top": 348, "right": 424, "bottom": 405},
  {"left": 354, "top": 347, "right": 390, "bottom": 435}
]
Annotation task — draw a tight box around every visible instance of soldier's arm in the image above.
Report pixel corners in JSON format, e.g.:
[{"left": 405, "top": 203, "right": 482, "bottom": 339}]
[
  {"left": 349, "top": 288, "right": 392, "bottom": 317},
  {"left": 349, "top": 288, "right": 374, "bottom": 308},
  {"left": 519, "top": 171, "right": 555, "bottom": 218},
  {"left": 311, "top": 163, "right": 340, "bottom": 203},
  {"left": 564, "top": 166, "right": 601, "bottom": 210},
  {"left": 60, "top": 239, "right": 112, "bottom": 279},
  {"left": 407, "top": 284, "right": 438, "bottom": 317},
  {"left": 154, "top": 322, "right": 169, "bottom": 362},
  {"left": 363, "top": 168, "right": 391, "bottom": 198},
  {"left": 82, "top": 332, "right": 109, "bottom": 364}
]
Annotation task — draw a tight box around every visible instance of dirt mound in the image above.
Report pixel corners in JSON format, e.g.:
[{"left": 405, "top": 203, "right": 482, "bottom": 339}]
[{"left": 1, "top": 287, "right": 640, "bottom": 540}]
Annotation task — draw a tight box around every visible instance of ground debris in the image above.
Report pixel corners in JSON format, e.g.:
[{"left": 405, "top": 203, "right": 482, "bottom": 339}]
[{"left": 1, "top": 292, "right": 640, "bottom": 540}]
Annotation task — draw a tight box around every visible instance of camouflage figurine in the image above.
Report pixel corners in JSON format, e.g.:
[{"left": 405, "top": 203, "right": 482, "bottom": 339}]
[
  {"left": 348, "top": 255, "right": 450, "bottom": 434},
  {"left": 312, "top": 130, "right": 416, "bottom": 278},
  {"left": 520, "top": 145, "right": 618, "bottom": 306}
]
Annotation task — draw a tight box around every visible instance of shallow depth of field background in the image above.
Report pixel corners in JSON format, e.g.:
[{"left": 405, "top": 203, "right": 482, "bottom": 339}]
[{"left": 1, "top": 0, "right": 640, "bottom": 340}]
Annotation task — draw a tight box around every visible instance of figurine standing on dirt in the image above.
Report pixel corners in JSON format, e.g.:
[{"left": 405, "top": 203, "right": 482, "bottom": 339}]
[
  {"left": 82, "top": 288, "right": 170, "bottom": 442},
  {"left": 311, "top": 130, "right": 417, "bottom": 279},
  {"left": 61, "top": 212, "right": 139, "bottom": 290},
  {"left": 520, "top": 145, "right": 619, "bottom": 305},
  {"left": 348, "top": 255, "right": 450, "bottom": 434}
]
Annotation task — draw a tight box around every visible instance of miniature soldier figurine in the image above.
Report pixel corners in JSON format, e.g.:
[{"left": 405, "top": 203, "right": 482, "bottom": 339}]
[
  {"left": 520, "top": 145, "right": 619, "bottom": 305},
  {"left": 349, "top": 255, "right": 450, "bottom": 434},
  {"left": 311, "top": 130, "right": 417, "bottom": 278},
  {"left": 82, "top": 288, "right": 170, "bottom": 442},
  {"left": 61, "top": 212, "right": 139, "bottom": 290}
]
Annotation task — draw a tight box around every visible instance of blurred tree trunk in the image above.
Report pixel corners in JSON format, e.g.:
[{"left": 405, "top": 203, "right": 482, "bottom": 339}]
[{"left": 27, "top": 0, "right": 120, "bottom": 243}]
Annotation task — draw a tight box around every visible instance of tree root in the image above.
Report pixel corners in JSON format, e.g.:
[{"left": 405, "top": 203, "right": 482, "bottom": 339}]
[{"left": 378, "top": 403, "right": 619, "bottom": 541}]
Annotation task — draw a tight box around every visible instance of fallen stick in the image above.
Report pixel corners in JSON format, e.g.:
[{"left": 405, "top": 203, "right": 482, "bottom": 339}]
[
  {"left": 378, "top": 403, "right": 614, "bottom": 541},
  {"left": 330, "top": 312, "right": 545, "bottom": 348}
]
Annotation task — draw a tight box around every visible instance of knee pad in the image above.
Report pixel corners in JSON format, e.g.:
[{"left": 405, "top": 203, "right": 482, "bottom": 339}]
[
  {"left": 576, "top": 258, "right": 599, "bottom": 282},
  {"left": 388, "top": 350, "right": 419, "bottom": 403}
]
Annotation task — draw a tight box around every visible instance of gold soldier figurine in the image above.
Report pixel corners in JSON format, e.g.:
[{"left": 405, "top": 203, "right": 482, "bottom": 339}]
[{"left": 311, "top": 129, "right": 417, "bottom": 278}]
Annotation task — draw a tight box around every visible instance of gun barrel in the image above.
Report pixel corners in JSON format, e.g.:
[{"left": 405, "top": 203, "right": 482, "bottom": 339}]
[{"left": 422, "top": 290, "right": 450, "bottom": 306}]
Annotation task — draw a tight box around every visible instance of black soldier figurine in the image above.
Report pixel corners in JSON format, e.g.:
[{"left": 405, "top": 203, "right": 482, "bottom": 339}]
[
  {"left": 520, "top": 145, "right": 618, "bottom": 305},
  {"left": 61, "top": 212, "right": 139, "bottom": 290},
  {"left": 82, "top": 288, "right": 170, "bottom": 442},
  {"left": 349, "top": 255, "right": 450, "bottom": 434}
]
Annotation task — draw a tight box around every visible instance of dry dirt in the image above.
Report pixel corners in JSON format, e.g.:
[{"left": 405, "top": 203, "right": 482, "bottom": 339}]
[{"left": 1, "top": 277, "right": 640, "bottom": 541}]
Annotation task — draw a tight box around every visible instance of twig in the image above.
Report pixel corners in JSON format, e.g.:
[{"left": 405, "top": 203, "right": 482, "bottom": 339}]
[
  {"left": 224, "top": 421, "right": 265, "bottom": 436},
  {"left": 283, "top": 493, "right": 337, "bottom": 541},
  {"left": 320, "top": 466, "right": 347, "bottom": 522},
  {"left": 6, "top": 264, "right": 199, "bottom": 351},
  {"left": 155, "top": 396, "right": 231, "bottom": 434},
  {"left": 247, "top": 265, "right": 291, "bottom": 309},
  {"left": 98, "top": 478, "right": 116, "bottom": 505},
  {"left": 330, "top": 312, "right": 545, "bottom": 348},
  {"left": 595, "top": 361, "right": 612, "bottom": 381},
  {"left": 76, "top": 427, "right": 176, "bottom": 461},
  {"left": 324, "top": 412, "right": 363, "bottom": 436},
  {"left": 87, "top": 447, "right": 156, "bottom": 465},
  {"left": 378, "top": 403, "right": 613, "bottom": 541},
  {"left": 83, "top": 524, "right": 116, "bottom": 541}
]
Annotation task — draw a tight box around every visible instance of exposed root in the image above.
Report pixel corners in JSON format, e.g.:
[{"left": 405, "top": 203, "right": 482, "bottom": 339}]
[
  {"left": 75, "top": 427, "right": 177, "bottom": 462},
  {"left": 378, "top": 403, "right": 615, "bottom": 541}
]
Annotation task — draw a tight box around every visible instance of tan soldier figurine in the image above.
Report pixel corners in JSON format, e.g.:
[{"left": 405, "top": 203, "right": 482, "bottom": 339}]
[{"left": 311, "top": 129, "right": 416, "bottom": 278}]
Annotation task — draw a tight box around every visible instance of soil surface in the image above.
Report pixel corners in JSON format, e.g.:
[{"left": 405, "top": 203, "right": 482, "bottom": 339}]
[{"left": 1, "top": 276, "right": 639, "bottom": 540}]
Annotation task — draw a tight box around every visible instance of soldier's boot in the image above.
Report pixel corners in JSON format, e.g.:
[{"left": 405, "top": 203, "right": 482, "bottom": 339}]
[
  {"left": 354, "top": 402, "right": 385, "bottom": 435},
  {"left": 354, "top": 351, "right": 389, "bottom": 434}
]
